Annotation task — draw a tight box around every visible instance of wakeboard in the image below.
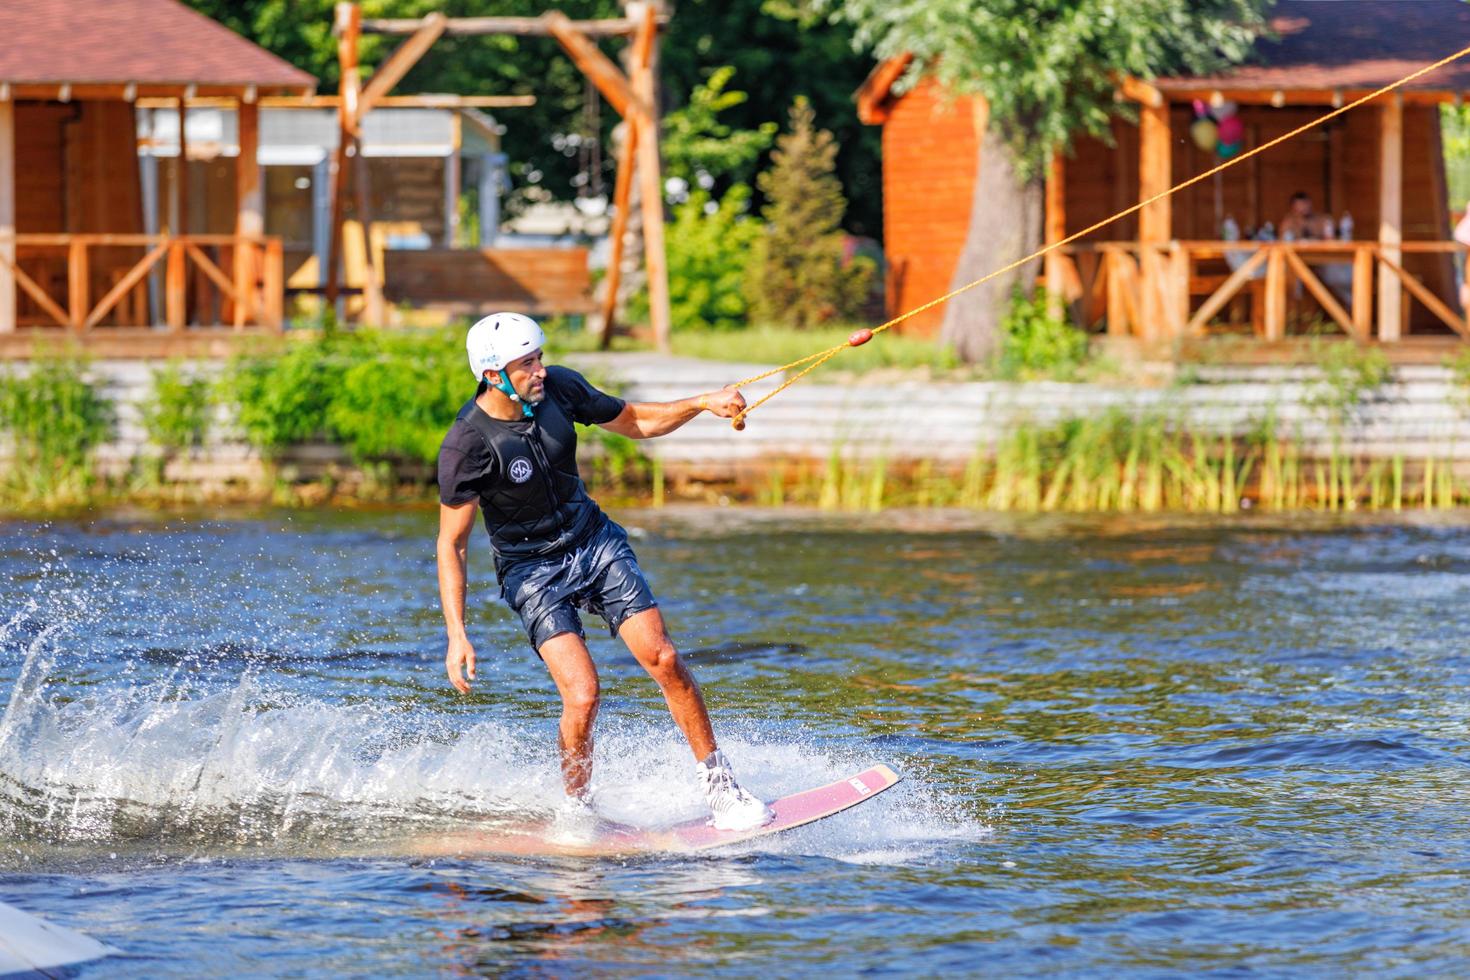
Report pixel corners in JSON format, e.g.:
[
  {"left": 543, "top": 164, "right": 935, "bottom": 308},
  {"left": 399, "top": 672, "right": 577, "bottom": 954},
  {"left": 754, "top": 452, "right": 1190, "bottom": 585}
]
[{"left": 408, "top": 763, "right": 902, "bottom": 859}]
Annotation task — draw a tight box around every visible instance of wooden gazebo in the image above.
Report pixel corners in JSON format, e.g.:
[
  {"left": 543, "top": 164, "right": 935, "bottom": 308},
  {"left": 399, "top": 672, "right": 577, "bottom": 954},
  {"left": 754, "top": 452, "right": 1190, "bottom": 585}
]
[
  {"left": 0, "top": 0, "right": 314, "bottom": 358},
  {"left": 858, "top": 0, "right": 1470, "bottom": 353}
]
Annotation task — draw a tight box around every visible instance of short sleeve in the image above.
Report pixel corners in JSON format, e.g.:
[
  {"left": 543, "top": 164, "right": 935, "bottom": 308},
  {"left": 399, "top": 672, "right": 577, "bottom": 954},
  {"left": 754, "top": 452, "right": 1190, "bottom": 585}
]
[
  {"left": 436, "top": 424, "right": 494, "bottom": 505},
  {"left": 544, "top": 366, "right": 626, "bottom": 425}
]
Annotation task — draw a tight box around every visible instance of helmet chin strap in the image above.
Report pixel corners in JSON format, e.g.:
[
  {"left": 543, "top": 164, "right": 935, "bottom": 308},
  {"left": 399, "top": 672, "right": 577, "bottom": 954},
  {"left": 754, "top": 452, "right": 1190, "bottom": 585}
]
[{"left": 493, "top": 368, "right": 535, "bottom": 418}]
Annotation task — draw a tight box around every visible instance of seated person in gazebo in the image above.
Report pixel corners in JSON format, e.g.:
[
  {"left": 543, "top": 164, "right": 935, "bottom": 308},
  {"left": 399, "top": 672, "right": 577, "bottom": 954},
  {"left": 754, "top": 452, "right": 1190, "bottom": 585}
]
[
  {"left": 1281, "top": 190, "right": 1353, "bottom": 307},
  {"left": 1280, "top": 191, "right": 1334, "bottom": 241}
]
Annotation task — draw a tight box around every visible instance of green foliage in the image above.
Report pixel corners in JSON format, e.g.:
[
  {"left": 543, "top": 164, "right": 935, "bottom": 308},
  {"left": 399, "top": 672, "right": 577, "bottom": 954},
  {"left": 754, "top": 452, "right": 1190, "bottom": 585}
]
[
  {"left": 1306, "top": 340, "right": 1392, "bottom": 429},
  {"left": 1442, "top": 105, "right": 1470, "bottom": 210},
  {"left": 227, "top": 338, "right": 347, "bottom": 455},
  {"left": 1447, "top": 346, "right": 1470, "bottom": 417},
  {"left": 140, "top": 362, "right": 213, "bottom": 453},
  {"left": 0, "top": 354, "right": 113, "bottom": 505},
  {"left": 822, "top": 0, "right": 1267, "bottom": 175},
  {"left": 662, "top": 67, "right": 778, "bottom": 195},
  {"left": 746, "top": 98, "right": 875, "bottom": 328},
  {"left": 326, "top": 329, "right": 467, "bottom": 464},
  {"left": 633, "top": 186, "right": 763, "bottom": 332},
  {"left": 995, "top": 289, "right": 1090, "bottom": 380}
]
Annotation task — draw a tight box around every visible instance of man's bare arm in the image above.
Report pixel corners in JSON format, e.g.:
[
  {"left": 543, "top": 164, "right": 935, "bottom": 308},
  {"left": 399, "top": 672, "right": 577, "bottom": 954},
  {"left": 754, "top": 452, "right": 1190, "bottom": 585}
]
[
  {"left": 599, "top": 386, "right": 746, "bottom": 440},
  {"left": 437, "top": 501, "right": 479, "bottom": 693}
]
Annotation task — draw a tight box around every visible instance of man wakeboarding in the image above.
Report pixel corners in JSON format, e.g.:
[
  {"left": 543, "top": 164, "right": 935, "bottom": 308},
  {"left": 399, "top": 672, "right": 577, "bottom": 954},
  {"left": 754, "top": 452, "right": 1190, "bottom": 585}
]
[{"left": 435, "top": 312, "right": 773, "bottom": 832}]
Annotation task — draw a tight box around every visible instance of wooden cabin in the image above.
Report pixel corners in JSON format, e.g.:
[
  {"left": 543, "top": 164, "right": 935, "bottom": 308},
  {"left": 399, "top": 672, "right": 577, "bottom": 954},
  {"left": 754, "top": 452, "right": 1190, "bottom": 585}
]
[
  {"left": 0, "top": 0, "right": 314, "bottom": 359},
  {"left": 857, "top": 0, "right": 1470, "bottom": 351}
]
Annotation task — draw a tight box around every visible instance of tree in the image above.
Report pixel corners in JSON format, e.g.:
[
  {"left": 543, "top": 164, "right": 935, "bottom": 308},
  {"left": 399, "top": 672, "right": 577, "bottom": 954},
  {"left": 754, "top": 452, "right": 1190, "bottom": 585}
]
[
  {"left": 822, "top": 0, "right": 1268, "bottom": 361},
  {"left": 661, "top": 66, "right": 777, "bottom": 199},
  {"left": 747, "top": 98, "right": 874, "bottom": 327}
]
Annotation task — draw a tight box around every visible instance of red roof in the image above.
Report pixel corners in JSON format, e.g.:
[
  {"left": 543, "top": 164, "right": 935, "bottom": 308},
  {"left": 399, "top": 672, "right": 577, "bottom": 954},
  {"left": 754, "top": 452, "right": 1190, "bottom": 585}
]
[
  {"left": 1160, "top": 0, "right": 1470, "bottom": 94},
  {"left": 0, "top": 0, "right": 315, "bottom": 92}
]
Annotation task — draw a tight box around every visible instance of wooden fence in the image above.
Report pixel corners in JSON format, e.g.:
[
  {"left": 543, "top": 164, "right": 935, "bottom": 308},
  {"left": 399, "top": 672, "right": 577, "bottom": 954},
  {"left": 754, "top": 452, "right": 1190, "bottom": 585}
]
[
  {"left": 1049, "top": 240, "right": 1466, "bottom": 342},
  {"left": 0, "top": 233, "right": 284, "bottom": 332}
]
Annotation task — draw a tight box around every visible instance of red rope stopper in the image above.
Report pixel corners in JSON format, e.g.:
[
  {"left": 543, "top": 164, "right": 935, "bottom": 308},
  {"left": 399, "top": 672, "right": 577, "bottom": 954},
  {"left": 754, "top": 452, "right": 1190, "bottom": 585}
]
[{"left": 848, "top": 328, "right": 874, "bottom": 347}]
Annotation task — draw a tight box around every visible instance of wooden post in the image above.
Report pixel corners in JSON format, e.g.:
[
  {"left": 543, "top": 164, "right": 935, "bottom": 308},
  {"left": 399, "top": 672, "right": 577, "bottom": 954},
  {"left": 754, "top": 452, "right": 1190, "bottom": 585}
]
[
  {"left": 0, "top": 96, "right": 14, "bottom": 334},
  {"left": 264, "top": 238, "right": 284, "bottom": 330},
  {"left": 1138, "top": 98, "right": 1171, "bottom": 338},
  {"left": 1378, "top": 94, "right": 1404, "bottom": 341},
  {"left": 1352, "top": 243, "right": 1373, "bottom": 339},
  {"left": 67, "top": 238, "right": 87, "bottom": 332},
  {"left": 176, "top": 96, "right": 190, "bottom": 237},
  {"left": 444, "top": 110, "right": 461, "bottom": 247},
  {"left": 166, "top": 240, "right": 186, "bottom": 330},
  {"left": 234, "top": 96, "right": 263, "bottom": 329},
  {"left": 1264, "top": 247, "right": 1286, "bottom": 341},
  {"left": 598, "top": 118, "right": 638, "bottom": 347},
  {"left": 630, "top": 3, "right": 671, "bottom": 351},
  {"left": 1044, "top": 152, "right": 1066, "bottom": 322},
  {"left": 326, "top": 1, "right": 360, "bottom": 312}
]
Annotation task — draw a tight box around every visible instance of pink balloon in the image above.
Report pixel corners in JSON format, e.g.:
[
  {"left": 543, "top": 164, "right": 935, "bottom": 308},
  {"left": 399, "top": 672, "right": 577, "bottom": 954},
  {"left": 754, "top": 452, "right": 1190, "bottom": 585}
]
[
  {"left": 1217, "top": 115, "right": 1245, "bottom": 144},
  {"left": 1193, "top": 98, "right": 1208, "bottom": 118}
]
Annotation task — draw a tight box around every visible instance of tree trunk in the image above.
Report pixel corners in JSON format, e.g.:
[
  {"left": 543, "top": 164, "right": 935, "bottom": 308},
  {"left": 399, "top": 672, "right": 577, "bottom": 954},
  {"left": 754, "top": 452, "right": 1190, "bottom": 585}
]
[{"left": 939, "top": 121, "right": 1044, "bottom": 363}]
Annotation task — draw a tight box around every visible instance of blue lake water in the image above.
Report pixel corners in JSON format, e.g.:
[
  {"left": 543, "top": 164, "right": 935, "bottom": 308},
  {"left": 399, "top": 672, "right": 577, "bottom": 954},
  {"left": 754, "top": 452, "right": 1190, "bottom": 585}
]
[{"left": 4, "top": 506, "right": 1470, "bottom": 975}]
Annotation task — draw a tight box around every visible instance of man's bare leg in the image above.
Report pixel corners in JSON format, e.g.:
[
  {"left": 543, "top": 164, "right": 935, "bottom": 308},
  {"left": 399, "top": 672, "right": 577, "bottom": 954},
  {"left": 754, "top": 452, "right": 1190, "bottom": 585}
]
[
  {"left": 617, "top": 607, "right": 716, "bottom": 760},
  {"left": 538, "top": 632, "right": 600, "bottom": 798}
]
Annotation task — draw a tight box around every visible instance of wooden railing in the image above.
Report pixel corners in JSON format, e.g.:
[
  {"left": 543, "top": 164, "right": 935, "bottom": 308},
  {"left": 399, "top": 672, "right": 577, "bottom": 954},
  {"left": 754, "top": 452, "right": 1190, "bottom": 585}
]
[
  {"left": 1047, "top": 240, "right": 1467, "bottom": 342},
  {"left": 0, "top": 233, "right": 284, "bottom": 332}
]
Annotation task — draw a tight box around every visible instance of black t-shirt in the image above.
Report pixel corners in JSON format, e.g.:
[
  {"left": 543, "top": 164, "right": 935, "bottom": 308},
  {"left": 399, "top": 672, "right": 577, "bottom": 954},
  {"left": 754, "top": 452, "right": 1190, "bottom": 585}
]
[{"left": 437, "top": 365, "right": 626, "bottom": 562}]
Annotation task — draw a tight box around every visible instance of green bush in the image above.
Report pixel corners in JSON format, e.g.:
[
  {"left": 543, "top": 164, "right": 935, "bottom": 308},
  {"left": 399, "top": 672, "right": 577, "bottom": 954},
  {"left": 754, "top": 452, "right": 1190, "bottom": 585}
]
[
  {"left": 1307, "top": 339, "right": 1391, "bottom": 429},
  {"left": 226, "top": 337, "right": 348, "bottom": 455},
  {"left": 641, "top": 186, "right": 762, "bottom": 331},
  {"left": 995, "top": 288, "right": 1090, "bottom": 380},
  {"left": 0, "top": 353, "right": 113, "bottom": 505},
  {"left": 140, "top": 361, "right": 213, "bottom": 453},
  {"left": 326, "top": 329, "right": 466, "bottom": 464}
]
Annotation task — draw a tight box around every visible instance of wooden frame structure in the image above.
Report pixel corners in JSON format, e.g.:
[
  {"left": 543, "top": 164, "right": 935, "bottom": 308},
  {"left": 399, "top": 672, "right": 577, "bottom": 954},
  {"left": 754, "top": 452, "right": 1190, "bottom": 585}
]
[
  {"left": 0, "top": 0, "right": 315, "bottom": 356},
  {"left": 326, "top": 2, "right": 671, "bottom": 349}
]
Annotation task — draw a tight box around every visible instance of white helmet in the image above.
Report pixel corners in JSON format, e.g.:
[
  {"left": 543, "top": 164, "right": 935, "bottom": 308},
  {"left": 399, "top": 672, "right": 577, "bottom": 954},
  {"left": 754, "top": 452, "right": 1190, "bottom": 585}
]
[{"left": 466, "top": 312, "right": 546, "bottom": 379}]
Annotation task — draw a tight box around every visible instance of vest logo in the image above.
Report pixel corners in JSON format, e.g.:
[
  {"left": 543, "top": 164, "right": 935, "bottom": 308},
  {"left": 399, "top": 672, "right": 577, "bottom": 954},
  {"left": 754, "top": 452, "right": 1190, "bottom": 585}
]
[{"left": 508, "top": 457, "right": 534, "bottom": 483}]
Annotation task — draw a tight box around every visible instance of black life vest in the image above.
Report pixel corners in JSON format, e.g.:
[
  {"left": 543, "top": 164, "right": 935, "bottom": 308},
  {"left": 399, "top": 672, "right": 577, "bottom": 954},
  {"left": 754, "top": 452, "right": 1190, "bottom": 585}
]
[{"left": 456, "top": 391, "right": 606, "bottom": 564}]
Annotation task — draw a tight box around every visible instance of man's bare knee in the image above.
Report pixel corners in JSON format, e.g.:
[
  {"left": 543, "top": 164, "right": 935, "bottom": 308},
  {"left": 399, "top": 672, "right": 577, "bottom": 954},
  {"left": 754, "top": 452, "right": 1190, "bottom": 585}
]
[
  {"left": 563, "top": 680, "right": 600, "bottom": 722},
  {"left": 644, "top": 640, "right": 691, "bottom": 687}
]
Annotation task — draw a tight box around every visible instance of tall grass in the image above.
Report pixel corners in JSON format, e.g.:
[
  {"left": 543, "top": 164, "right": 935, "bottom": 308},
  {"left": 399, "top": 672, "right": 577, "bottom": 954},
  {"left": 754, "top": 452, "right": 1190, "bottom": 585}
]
[{"left": 726, "top": 411, "right": 1468, "bottom": 514}]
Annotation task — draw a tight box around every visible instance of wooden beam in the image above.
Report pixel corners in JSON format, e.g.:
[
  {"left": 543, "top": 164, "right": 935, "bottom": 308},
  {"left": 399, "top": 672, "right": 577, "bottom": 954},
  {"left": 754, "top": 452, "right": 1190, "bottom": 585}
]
[
  {"left": 1378, "top": 94, "right": 1403, "bottom": 341},
  {"left": 0, "top": 98, "right": 13, "bottom": 334},
  {"left": 357, "top": 12, "right": 447, "bottom": 121},
  {"left": 1263, "top": 247, "right": 1286, "bottom": 340},
  {"left": 326, "top": 1, "right": 360, "bottom": 309},
  {"left": 598, "top": 117, "right": 639, "bottom": 347},
  {"left": 1044, "top": 152, "right": 1066, "bottom": 321},
  {"left": 542, "top": 11, "right": 649, "bottom": 121},
  {"left": 361, "top": 15, "right": 665, "bottom": 37},
  {"left": 84, "top": 242, "right": 168, "bottom": 330},
  {"left": 1138, "top": 102, "right": 1171, "bottom": 243},
  {"left": 67, "top": 239, "right": 87, "bottom": 332},
  {"left": 1283, "top": 248, "right": 1356, "bottom": 338},
  {"left": 1186, "top": 248, "right": 1269, "bottom": 334},
  {"left": 139, "top": 94, "right": 537, "bottom": 110},
  {"left": 176, "top": 96, "right": 189, "bottom": 236},
  {"left": 1378, "top": 250, "right": 1470, "bottom": 338},
  {"left": 235, "top": 98, "right": 263, "bottom": 329},
  {"left": 1118, "top": 75, "right": 1164, "bottom": 107},
  {"left": 166, "top": 240, "right": 186, "bottom": 330},
  {"left": 629, "top": 3, "right": 670, "bottom": 351}
]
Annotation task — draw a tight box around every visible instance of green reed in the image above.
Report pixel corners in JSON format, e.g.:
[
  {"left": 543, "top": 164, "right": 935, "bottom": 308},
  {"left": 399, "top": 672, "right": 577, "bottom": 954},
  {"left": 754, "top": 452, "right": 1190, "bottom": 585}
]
[{"left": 747, "top": 412, "right": 1470, "bottom": 514}]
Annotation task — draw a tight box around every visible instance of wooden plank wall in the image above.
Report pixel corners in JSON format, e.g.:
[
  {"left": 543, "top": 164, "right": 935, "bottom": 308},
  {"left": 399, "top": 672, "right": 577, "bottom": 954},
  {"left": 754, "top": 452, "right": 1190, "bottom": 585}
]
[
  {"left": 879, "top": 78, "right": 981, "bottom": 337},
  {"left": 382, "top": 247, "right": 594, "bottom": 314}
]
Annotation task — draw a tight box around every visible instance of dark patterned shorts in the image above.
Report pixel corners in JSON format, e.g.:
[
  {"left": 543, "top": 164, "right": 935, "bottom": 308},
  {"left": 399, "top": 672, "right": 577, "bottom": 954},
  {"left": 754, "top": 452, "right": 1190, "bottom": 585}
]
[{"left": 498, "top": 519, "right": 658, "bottom": 653}]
